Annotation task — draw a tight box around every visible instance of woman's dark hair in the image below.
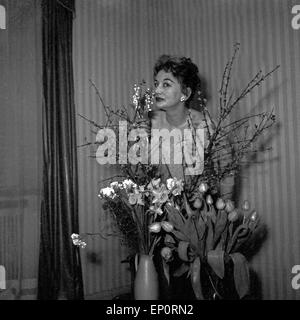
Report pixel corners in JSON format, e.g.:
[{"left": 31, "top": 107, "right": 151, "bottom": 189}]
[{"left": 153, "top": 54, "right": 202, "bottom": 107}]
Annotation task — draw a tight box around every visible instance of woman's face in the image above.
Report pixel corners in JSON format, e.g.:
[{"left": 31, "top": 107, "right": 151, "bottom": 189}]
[{"left": 154, "top": 70, "right": 184, "bottom": 110}]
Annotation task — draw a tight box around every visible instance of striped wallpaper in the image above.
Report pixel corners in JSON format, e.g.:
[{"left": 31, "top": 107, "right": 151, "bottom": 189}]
[{"left": 73, "top": 0, "right": 300, "bottom": 299}]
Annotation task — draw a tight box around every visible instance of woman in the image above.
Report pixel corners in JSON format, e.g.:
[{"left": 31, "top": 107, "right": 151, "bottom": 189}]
[
  {"left": 150, "top": 54, "right": 211, "bottom": 185},
  {"left": 149, "top": 54, "right": 212, "bottom": 299}
]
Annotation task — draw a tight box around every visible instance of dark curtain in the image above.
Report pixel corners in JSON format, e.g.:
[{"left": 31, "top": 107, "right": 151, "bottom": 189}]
[{"left": 38, "top": 0, "right": 84, "bottom": 300}]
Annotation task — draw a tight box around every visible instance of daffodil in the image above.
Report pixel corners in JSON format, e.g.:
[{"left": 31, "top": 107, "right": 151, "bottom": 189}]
[
  {"left": 149, "top": 203, "right": 163, "bottom": 215},
  {"left": 166, "top": 177, "right": 183, "bottom": 196},
  {"left": 152, "top": 184, "right": 169, "bottom": 204}
]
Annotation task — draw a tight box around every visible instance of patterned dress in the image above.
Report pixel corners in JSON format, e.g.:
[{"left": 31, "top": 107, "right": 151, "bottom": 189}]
[{"left": 150, "top": 108, "right": 211, "bottom": 183}]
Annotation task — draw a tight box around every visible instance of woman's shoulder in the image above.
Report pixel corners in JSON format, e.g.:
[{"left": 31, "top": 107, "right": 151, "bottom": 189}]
[
  {"left": 189, "top": 108, "right": 215, "bottom": 134},
  {"left": 189, "top": 108, "right": 209, "bottom": 128}
]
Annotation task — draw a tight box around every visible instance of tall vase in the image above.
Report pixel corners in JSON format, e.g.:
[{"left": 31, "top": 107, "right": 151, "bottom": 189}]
[{"left": 134, "top": 254, "right": 159, "bottom": 300}]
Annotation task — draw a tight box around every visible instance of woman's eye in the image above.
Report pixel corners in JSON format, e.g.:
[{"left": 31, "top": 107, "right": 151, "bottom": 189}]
[{"left": 154, "top": 82, "right": 170, "bottom": 88}]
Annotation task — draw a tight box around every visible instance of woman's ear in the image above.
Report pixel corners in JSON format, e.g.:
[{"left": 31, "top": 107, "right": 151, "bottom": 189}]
[{"left": 183, "top": 87, "right": 192, "bottom": 101}]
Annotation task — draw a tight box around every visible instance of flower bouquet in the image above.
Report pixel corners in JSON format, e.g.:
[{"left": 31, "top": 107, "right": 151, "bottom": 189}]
[
  {"left": 98, "top": 177, "right": 172, "bottom": 256},
  {"left": 97, "top": 176, "right": 189, "bottom": 299},
  {"left": 72, "top": 44, "right": 278, "bottom": 300},
  {"left": 158, "top": 181, "right": 261, "bottom": 299},
  {"left": 72, "top": 81, "right": 160, "bottom": 253}
]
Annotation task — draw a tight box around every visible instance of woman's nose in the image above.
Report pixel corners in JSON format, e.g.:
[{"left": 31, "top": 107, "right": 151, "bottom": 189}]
[{"left": 154, "top": 85, "right": 162, "bottom": 94}]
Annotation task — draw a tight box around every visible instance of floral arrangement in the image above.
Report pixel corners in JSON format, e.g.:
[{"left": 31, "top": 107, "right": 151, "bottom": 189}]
[
  {"left": 97, "top": 177, "right": 184, "bottom": 255},
  {"left": 72, "top": 44, "right": 278, "bottom": 300},
  {"left": 158, "top": 181, "right": 260, "bottom": 299},
  {"left": 73, "top": 80, "right": 162, "bottom": 254}
]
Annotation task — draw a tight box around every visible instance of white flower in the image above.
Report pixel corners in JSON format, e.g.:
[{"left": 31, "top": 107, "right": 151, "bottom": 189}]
[
  {"left": 99, "top": 187, "right": 116, "bottom": 199},
  {"left": 136, "top": 193, "right": 144, "bottom": 205},
  {"left": 166, "top": 178, "right": 183, "bottom": 196},
  {"left": 152, "top": 178, "right": 161, "bottom": 187},
  {"left": 166, "top": 178, "right": 176, "bottom": 190},
  {"left": 148, "top": 178, "right": 161, "bottom": 191},
  {"left": 122, "top": 179, "right": 137, "bottom": 190},
  {"left": 71, "top": 233, "right": 79, "bottom": 240},
  {"left": 71, "top": 234, "right": 87, "bottom": 248},
  {"left": 110, "top": 181, "right": 121, "bottom": 189},
  {"left": 152, "top": 185, "right": 169, "bottom": 204},
  {"left": 128, "top": 191, "right": 144, "bottom": 206},
  {"left": 172, "top": 185, "right": 183, "bottom": 196},
  {"left": 139, "top": 185, "right": 145, "bottom": 192},
  {"left": 149, "top": 204, "right": 163, "bottom": 215}
]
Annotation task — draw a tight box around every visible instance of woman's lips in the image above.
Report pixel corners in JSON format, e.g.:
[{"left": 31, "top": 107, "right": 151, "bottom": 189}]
[{"left": 155, "top": 97, "right": 164, "bottom": 102}]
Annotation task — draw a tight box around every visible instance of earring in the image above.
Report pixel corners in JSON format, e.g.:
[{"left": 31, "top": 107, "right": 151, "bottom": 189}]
[{"left": 180, "top": 96, "right": 185, "bottom": 102}]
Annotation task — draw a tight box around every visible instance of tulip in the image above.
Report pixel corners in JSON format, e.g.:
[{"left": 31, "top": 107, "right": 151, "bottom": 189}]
[
  {"left": 193, "top": 198, "right": 203, "bottom": 209},
  {"left": 228, "top": 210, "right": 239, "bottom": 222},
  {"left": 249, "top": 210, "right": 258, "bottom": 221},
  {"left": 198, "top": 182, "right": 208, "bottom": 193},
  {"left": 216, "top": 198, "right": 226, "bottom": 210},
  {"left": 206, "top": 194, "right": 213, "bottom": 205},
  {"left": 148, "top": 222, "right": 161, "bottom": 233},
  {"left": 242, "top": 200, "right": 250, "bottom": 211},
  {"left": 225, "top": 199, "right": 235, "bottom": 213},
  {"left": 161, "top": 221, "right": 174, "bottom": 232},
  {"left": 165, "top": 201, "right": 173, "bottom": 209},
  {"left": 161, "top": 247, "right": 173, "bottom": 261}
]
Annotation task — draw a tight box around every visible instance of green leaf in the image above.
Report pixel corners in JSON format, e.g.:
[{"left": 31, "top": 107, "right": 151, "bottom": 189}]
[
  {"left": 207, "top": 250, "right": 225, "bottom": 279},
  {"left": 166, "top": 205, "right": 185, "bottom": 230},
  {"left": 190, "top": 257, "right": 204, "bottom": 300},
  {"left": 227, "top": 224, "right": 249, "bottom": 253},
  {"left": 183, "top": 193, "right": 197, "bottom": 217},
  {"left": 213, "top": 210, "right": 228, "bottom": 247},
  {"left": 173, "top": 263, "right": 190, "bottom": 277},
  {"left": 218, "top": 227, "right": 228, "bottom": 251},
  {"left": 182, "top": 216, "right": 194, "bottom": 235},
  {"left": 162, "top": 259, "right": 170, "bottom": 285},
  {"left": 197, "top": 214, "right": 206, "bottom": 240},
  {"left": 205, "top": 218, "right": 214, "bottom": 253},
  {"left": 230, "top": 252, "right": 250, "bottom": 299},
  {"left": 164, "top": 233, "right": 176, "bottom": 244},
  {"left": 178, "top": 241, "right": 191, "bottom": 261},
  {"left": 207, "top": 205, "right": 217, "bottom": 224},
  {"left": 183, "top": 217, "right": 198, "bottom": 248},
  {"left": 171, "top": 230, "right": 189, "bottom": 242}
]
